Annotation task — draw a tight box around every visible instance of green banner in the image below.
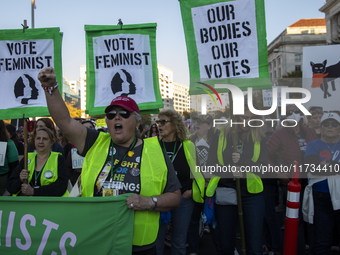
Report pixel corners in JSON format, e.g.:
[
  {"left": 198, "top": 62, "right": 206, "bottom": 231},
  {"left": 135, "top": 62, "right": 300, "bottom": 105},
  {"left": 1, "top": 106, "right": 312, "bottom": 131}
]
[
  {"left": 179, "top": 0, "right": 271, "bottom": 94},
  {"left": 0, "top": 194, "right": 134, "bottom": 254},
  {"left": 0, "top": 28, "right": 63, "bottom": 120},
  {"left": 85, "top": 23, "right": 163, "bottom": 115}
]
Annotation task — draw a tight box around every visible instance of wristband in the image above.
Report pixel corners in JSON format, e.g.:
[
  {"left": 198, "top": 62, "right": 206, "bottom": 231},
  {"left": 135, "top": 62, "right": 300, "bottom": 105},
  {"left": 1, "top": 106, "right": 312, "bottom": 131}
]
[{"left": 41, "top": 82, "right": 58, "bottom": 95}]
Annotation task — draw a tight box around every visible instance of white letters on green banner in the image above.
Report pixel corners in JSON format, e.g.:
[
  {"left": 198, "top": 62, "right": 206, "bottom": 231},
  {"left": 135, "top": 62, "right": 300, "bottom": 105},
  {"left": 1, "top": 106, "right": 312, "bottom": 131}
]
[{"left": 0, "top": 195, "right": 134, "bottom": 254}]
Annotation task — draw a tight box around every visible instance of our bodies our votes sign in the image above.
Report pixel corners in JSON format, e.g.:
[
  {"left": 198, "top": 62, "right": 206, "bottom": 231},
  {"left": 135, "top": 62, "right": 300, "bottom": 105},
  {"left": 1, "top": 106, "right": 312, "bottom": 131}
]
[
  {"left": 85, "top": 23, "right": 163, "bottom": 115},
  {"left": 0, "top": 28, "right": 62, "bottom": 119},
  {"left": 179, "top": 0, "right": 270, "bottom": 95}
]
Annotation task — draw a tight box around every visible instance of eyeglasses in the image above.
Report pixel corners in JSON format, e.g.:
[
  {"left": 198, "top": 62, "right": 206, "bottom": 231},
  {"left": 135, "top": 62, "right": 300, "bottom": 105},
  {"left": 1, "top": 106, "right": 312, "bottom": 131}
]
[
  {"left": 322, "top": 122, "right": 339, "bottom": 128},
  {"left": 106, "top": 110, "right": 131, "bottom": 120},
  {"left": 156, "top": 120, "right": 171, "bottom": 126},
  {"left": 287, "top": 109, "right": 302, "bottom": 116}
]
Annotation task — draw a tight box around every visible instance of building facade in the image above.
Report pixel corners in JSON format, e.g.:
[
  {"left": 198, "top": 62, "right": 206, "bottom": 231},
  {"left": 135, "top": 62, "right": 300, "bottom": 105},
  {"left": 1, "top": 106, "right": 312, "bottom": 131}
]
[
  {"left": 173, "top": 82, "right": 189, "bottom": 114},
  {"left": 62, "top": 77, "right": 81, "bottom": 117},
  {"left": 320, "top": 0, "right": 340, "bottom": 44},
  {"left": 267, "top": 18, "right": 327, "bottom": 80},
  {"left": 157, "top": 64, "right": 190, "bottom": 114},
  {"left": 158, "top": 64, "right": 174, "bottom": 101}
]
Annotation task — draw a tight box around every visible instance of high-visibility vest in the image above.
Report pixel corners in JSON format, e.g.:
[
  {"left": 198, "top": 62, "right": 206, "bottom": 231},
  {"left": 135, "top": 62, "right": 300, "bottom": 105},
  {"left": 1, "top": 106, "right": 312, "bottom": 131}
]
[
  {"left": 81, "top": 133, "right": 168, "bottom": 246},
  {"left": 183, "top": 140, "right": 205, "bottom": 203},
  {"left": 14, "top": 152, "right": 69, "bottom": 197},
  {"left": 206, "top": 129, "right": 263, "bottom": 197}
]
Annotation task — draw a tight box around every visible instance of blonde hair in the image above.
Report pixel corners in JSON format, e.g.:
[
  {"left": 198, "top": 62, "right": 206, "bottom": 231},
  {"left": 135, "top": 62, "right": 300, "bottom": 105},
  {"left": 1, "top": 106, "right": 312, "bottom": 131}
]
[{"left": 159, "top": 109, "right": 188, "bottom": 142}]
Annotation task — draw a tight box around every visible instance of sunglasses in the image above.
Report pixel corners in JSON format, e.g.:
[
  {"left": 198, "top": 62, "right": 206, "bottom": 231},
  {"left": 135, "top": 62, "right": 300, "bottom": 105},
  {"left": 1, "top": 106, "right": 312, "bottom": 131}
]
[
  {"left": 155, "top": 120, "right": 171, "bottom": 126},
  {"left": 322, "top": 122, "right": 339, "bottom": 128},
  {"left": 106, "top": 110, "right": 131, "bottom": 120},
  {"left": 287, "top": 109, "right": 302, "bottom": 116}
]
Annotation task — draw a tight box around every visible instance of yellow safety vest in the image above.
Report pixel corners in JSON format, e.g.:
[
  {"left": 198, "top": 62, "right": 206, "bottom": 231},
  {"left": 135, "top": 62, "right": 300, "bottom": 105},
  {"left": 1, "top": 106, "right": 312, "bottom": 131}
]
[
  {"left": 182, "top": 140, "right": 205, "bottom": 203},
  {"left": 14, "top": 152, "right": 69, "bottom": 197},
  {"left": 81, "top": 133, "right": 168, "bottom": 246},
  {"left": 206, "top": 129, "right": 263, "bottom": 197}
]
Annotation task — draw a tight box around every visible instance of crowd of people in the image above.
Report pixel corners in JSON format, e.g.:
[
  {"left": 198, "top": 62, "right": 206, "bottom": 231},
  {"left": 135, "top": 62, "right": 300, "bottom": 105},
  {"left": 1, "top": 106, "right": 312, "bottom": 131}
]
[{"left": 0, "top": 66, "right": 339, "bottom": 255}]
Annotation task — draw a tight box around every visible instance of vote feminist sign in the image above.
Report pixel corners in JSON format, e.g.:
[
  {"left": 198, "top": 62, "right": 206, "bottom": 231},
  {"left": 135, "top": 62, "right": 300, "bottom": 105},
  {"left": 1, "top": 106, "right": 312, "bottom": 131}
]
[
  {"left": 0, "top": 27, "right": 62, "bottom": 119},
  {"left": 85, "top": 24, "right": 163, "bottom": 116},
  {"left": 192, "top": 0, "right": 259, "bottom": 80}
]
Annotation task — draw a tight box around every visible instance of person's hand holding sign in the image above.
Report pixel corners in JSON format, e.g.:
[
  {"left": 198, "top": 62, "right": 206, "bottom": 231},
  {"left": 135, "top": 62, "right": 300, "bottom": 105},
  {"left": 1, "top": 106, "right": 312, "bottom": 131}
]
[
  {"left": 232, "top": 152, "right": 242, "bottom": 178},
  {"left": 19, "top": 169, "right": 29, "bottom": 183}
]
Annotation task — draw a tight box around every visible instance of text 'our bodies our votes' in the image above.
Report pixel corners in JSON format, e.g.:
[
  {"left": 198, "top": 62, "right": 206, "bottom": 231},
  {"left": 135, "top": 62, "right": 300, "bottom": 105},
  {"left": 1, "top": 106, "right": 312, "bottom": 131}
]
[
  {"left": 95, "top": 37, "right": 151, "bottom": 69},
  {"left": 0, "top": 41, "right": 52, "bottom": 71},
  {"left": 198, "top": 4, "right": 254, "bottom": 79}
]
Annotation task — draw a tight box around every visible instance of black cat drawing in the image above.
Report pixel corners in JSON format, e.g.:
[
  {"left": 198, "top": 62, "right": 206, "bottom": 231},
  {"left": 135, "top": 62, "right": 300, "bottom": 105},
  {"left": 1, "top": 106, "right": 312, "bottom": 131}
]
[
  {"left": 110, "top": 69, "right": 136, "bottom": 97},
  {"left": 311, "top": 60, "right": 340, "bottom": 98}
]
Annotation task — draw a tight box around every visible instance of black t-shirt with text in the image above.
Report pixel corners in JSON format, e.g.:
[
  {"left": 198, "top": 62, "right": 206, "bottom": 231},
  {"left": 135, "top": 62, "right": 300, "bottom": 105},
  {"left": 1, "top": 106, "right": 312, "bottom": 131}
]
[{"left": 80, "top": 129, "right": 181, "bottom": 197}]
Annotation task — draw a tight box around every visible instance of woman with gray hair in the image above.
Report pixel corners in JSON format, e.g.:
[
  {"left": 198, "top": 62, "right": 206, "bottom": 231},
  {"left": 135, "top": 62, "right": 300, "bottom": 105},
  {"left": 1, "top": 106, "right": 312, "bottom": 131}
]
[
  {"left": 37, "top": 67, "right": 181, "bottom": 254},
  {"left": 155, "top": 109, "right": 205, "bottom": 255}
]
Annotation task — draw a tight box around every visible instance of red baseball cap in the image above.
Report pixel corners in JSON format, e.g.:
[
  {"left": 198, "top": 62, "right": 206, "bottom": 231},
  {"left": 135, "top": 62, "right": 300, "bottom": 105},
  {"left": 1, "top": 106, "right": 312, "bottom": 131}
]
[{"left": 105, "top": 96, "right": 140, "bottom": 114}]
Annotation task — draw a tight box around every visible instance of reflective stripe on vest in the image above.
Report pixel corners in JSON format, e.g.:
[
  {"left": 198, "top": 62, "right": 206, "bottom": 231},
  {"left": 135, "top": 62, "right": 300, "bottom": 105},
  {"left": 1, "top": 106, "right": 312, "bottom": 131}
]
[
  {"left": 206, "top": 130, "right": 263, "bottom": 196},
  {"left": 81, "top": 133, "right": 167, "bottom": 246},
  {"left": 183, "top": 140, "right": 205, "bottom": 203},
  {"left": 14, "top": 152, "right": 69, "bottom": 197}
]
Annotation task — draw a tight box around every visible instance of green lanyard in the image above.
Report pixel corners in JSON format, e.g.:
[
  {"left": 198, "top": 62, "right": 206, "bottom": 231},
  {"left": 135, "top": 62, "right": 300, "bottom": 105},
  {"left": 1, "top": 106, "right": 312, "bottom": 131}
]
[
  {"left": 110, "top": 137, "right": 137, "bottom": 181},
  {"left": 238, "top": 141, "right": 244, "bottom": 154},
  {"left": 162, "top": 140, "right": 177, "bottom": 163},
  {"left": 34, "top": 156, "right": 48, "bottom": 186}
]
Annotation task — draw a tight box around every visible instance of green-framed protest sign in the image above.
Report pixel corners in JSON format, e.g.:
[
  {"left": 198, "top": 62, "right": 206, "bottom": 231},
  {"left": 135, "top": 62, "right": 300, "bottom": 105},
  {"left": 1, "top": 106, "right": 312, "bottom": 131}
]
[
  {"left": 85, "top": 23, "right": 163, "bottom": 115},
  {"left": 0, "top": 28, "right": 63, "bottom": 120},
  {"left": 0, "top": 195, "right": 134, "bottom": 254},
  {"left": 179, "top": 0, "right": 271, "bottom": 94}
]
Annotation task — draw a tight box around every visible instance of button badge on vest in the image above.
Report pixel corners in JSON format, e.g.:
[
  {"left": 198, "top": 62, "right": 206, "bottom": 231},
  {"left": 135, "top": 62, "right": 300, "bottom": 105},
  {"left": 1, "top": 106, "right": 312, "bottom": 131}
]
[{"left": 44, "top": 170, "right": 53, "bottom": 179}]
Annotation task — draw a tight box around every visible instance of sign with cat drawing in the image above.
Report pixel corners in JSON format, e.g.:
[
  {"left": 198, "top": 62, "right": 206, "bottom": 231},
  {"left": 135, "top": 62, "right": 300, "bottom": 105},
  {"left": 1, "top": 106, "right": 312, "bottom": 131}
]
[
  {"left": 303, "top": 44, "right": 340, "bottom": 112},
  {"left": 85, "top": 23, "right": 163, "bottom": 115},
  {"left": 0, "top": 28, "right": 63, "bottom": 120}
]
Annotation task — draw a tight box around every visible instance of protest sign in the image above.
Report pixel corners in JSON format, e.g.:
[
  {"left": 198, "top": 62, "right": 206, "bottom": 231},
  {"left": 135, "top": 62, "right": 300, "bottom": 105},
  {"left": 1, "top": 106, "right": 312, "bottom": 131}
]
[
  {"left": 85, "top": 23, "right": 163, "bottom": 115},
  {"left": 262, "top": 86, "right": 288, "bottom": 107},
  {"left": 95, "top": 118, "right": 106, "bottom": 128},
  {"left": 302, "top": 44, "right": 340, "bottom": 112},
  {"left": 0, "top": 195, "right": 134, "bottom": 254},
  {"left": 179, "top": 0, "right": 270, "bottom": 94},
  {"left": 0, "top": 142, "right": 7, "bottom": 167},
  {"left": 71, "top": 148, "right": 84, "bottom": 169},
  {"left": 0, "top": 28, "right": 62, "bottom": 119}
]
